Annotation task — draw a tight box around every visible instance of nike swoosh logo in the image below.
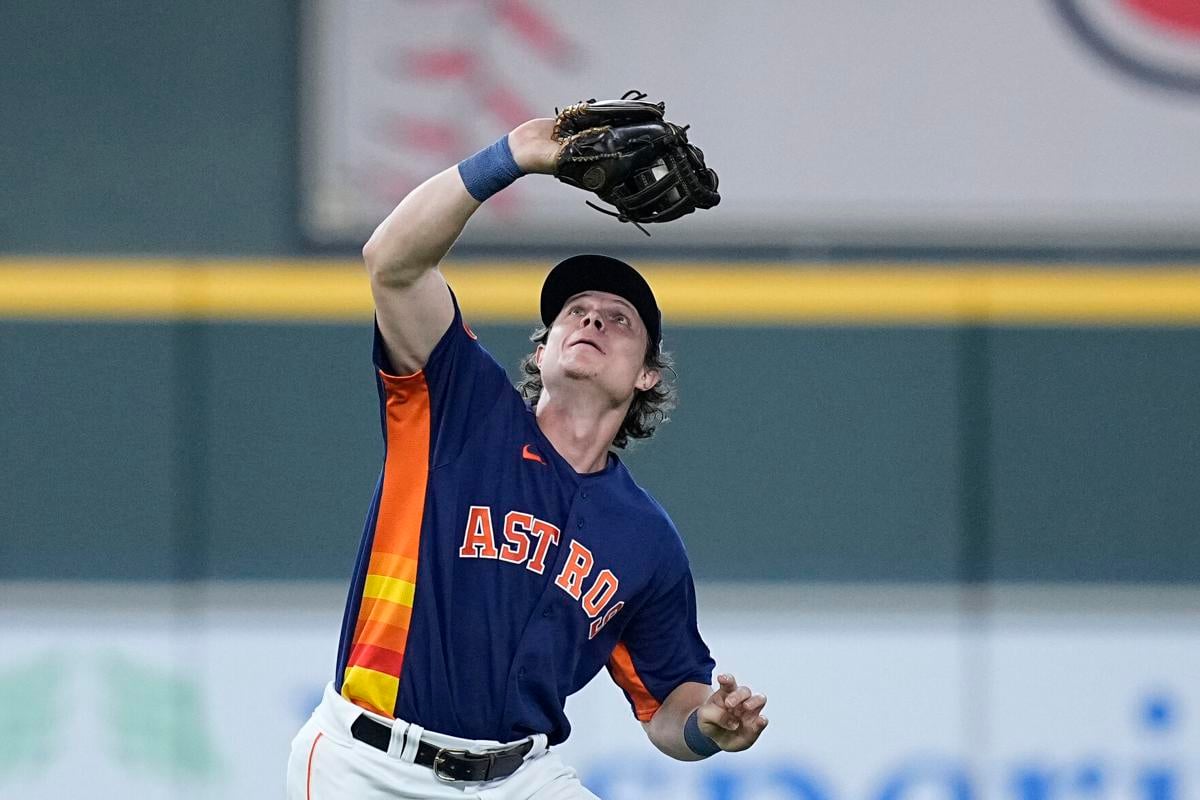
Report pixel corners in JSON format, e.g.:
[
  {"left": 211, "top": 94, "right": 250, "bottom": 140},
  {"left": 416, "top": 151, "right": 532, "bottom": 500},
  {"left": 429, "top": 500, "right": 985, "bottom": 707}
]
[{"left": 522, "top": 444, "right": 546, "bottom": 465}]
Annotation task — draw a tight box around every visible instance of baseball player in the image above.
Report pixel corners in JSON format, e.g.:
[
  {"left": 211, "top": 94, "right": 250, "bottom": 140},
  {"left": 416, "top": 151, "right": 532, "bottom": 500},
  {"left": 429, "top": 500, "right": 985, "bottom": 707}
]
[{"left": 287, "top": 108, "right": 766, "bottom": 799}]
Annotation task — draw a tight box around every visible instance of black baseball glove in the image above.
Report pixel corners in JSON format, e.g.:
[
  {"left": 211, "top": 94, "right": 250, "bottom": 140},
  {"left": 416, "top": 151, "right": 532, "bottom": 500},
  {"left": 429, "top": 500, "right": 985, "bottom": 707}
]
[{"left": 553, "top": 91, "right": 720, "bottom": 234}]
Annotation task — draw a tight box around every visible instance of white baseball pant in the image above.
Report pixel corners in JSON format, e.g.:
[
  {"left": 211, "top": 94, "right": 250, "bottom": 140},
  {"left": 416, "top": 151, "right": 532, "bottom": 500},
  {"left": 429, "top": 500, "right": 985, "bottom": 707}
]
[{"left": 287, "top": 682, "right": 600, "bottom": 799}]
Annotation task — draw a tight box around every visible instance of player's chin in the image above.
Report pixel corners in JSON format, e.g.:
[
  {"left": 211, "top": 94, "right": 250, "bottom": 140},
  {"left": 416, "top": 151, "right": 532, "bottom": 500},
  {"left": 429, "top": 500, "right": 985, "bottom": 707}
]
[
  {"left": 561, "top": 365, "right": 633, "bottom": 399},
  {"left": 560, "top": 363, "right": 602, "bottom": 381},
  {"left": 559, "top": 350, "right": 604, "bottom": 374}
]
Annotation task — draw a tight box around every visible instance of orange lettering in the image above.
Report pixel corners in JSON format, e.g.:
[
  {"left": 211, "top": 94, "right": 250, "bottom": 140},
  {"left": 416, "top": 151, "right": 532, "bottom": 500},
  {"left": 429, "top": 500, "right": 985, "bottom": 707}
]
[
  {"left": 458, "top": 506, "right": 498, "bottom": 559},
  {"left": 588, "top": 600, "right": 624, "bottom": 640},
  {"left": 581, "top": 569, "right": 619, "bottom": 618},
  {"left": 555, "top": 540, "right": 594, "bottom": 599},
  {"left": 499, "top": 511, "right": 533, "bottom": 564},
  {"left": 527, "top": 519, "right": 561, "bottom": 574}
]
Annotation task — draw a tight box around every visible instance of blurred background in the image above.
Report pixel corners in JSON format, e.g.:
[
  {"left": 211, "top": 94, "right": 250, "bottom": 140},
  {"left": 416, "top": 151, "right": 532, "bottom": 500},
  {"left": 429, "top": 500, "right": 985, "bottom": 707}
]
[{"left": 2, "top": 1, "right": 1199, "bottom": 798}]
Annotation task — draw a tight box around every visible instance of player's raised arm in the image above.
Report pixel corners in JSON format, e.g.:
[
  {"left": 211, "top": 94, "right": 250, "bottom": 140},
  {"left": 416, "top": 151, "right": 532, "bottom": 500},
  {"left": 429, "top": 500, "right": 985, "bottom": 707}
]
[{"left": 362, "top": 119, "right": 559, "bottom": 373}]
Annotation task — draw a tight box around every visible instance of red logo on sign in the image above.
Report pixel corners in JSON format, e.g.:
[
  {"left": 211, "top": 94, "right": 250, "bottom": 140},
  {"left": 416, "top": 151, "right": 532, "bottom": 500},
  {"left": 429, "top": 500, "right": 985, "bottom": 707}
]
[{"left": 1053, "top": 0, "right": 1200, "bottom": 95}]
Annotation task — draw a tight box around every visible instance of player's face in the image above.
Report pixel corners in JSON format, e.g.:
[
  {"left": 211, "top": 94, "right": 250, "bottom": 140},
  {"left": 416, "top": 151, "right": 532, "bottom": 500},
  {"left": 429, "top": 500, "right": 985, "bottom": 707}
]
[{"left": 537, "top": 291, "right": 660, "bottom": 403}]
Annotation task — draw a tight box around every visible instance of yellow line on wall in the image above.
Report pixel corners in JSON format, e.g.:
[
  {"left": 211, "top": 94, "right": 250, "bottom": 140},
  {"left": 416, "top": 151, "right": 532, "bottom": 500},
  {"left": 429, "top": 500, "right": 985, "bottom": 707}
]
[{"left": 3, "top": 258, "right": 1200, "bottom": 325}]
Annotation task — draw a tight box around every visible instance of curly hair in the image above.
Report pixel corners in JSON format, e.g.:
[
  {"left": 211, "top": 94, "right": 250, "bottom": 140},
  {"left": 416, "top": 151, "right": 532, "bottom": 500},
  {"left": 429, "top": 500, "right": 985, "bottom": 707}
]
[{"left": 516, "top": 326, "right": 677, "bottom": 449}]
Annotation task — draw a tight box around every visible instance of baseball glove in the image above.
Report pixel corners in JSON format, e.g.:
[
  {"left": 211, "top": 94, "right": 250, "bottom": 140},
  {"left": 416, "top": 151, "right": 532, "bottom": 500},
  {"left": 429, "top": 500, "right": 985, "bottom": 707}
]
[{"left": 553, "top": 90, "right": 720, "bottom": 234}]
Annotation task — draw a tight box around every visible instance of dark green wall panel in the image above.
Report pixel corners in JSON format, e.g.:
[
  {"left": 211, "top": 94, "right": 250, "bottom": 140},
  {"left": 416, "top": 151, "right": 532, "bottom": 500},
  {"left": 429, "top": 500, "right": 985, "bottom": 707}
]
[
  {"left": 989, "top": 329, "right": 1200, "bottom": 581},
  {"left": 620, "top": 328, "right": 961, "bottom": 581},
  {"left": 0, "top": 0, "right": 296, "bottom": 254},
  {"left": 1, "top": 323, "right": 177, "bottom": 578},
  {"left": 200, "top": 325, "right": 381, "bottom": 579},
  {"left": 4, "top": 321, "right": 1199, "bottom": 583}
]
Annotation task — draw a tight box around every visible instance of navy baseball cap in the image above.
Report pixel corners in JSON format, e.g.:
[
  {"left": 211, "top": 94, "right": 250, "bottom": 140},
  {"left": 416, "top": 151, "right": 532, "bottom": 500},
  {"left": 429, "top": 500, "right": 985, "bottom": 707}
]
[{"left": 540, "top": 254, "right": 662, "bottom": 351}]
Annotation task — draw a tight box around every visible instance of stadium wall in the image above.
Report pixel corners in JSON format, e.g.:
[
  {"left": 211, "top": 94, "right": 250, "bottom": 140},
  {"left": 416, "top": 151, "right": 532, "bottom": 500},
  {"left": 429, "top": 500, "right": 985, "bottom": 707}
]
[
  {"left": 0, "top": 0, "right": 297, "bottom": 255},
  {"left": 4, "top": 259, "right": 1199, "bottom": 585}
]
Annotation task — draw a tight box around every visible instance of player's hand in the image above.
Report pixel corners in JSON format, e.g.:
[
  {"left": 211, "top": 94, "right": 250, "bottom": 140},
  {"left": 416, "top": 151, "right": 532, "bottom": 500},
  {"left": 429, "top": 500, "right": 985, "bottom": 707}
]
[
  {"left": 508, "top": 118, "right": 559, "bottom": 175},
  {"left": 696, "top": 673, "right": 769, "bottom": 752}
]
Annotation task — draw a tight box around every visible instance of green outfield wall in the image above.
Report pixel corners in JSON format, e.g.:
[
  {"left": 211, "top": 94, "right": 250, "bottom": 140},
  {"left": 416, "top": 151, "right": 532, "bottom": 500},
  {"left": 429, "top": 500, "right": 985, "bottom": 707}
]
[
  {"left": 5, "top": 262, "right": 1199, "bottom": 583},
  {"left": 0, "top": 0, "right": 297, "bottom": 255}
]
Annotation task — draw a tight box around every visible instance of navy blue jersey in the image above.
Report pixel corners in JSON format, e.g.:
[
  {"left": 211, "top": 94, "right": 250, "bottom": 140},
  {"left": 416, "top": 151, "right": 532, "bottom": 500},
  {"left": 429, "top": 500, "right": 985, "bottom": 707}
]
[{"left": 333, "top": 291, "right": 714, "bottom": 745}]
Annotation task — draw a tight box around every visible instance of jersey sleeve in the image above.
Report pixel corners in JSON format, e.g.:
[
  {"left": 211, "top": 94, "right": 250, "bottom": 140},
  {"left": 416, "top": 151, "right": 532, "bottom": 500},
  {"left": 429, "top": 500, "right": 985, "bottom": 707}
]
[
  {"left": 371, "top": 288, "right": 514, "bottom": 466},
  {"left": 605, "top": 567, "right": 716, "bottom": 722}
]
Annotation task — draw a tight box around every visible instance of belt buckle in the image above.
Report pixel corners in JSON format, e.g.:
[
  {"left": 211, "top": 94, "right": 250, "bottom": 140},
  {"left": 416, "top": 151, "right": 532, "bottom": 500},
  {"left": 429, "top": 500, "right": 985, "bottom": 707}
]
[{"left": 432, "top": 747, "right": 495, "bottom": 783}]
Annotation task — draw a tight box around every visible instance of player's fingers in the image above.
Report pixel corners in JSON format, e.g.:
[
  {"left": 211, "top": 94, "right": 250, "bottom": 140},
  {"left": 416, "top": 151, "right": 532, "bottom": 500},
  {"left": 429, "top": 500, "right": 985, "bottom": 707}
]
[
  {"left": 698, "top": 701, "right": 741, "bottom": 732},
  {"left": 724, "top": 685, "right": 752, "bottom": 709},
  {"left": 709, "top": 673, "right": 736, "bottom": 703},
  {"left": 735, "top": 694, "right": 767, "bottom": 718},
  {"left": 752, "top": 715, "right": 769, "bottom": 734}
]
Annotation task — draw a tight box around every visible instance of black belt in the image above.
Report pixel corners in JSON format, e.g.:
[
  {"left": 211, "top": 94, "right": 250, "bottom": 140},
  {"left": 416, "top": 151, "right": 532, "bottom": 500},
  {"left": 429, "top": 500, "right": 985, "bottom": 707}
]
[{"left": 350, "top": 714, "right": 534, "bottom": 782}]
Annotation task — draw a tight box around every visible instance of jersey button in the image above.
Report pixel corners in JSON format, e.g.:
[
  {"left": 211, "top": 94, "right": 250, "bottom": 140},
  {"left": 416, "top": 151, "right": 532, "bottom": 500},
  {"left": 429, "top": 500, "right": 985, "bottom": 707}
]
[
  {"left": 581, "top": 490, "right": 589, "bottom": 500},
  {"left": 542, "top": 608, "right": 553, "bottom": 618},
  {"left": 518, "top": 667, "right": 527, "bottom": 678},
  {"left": 576, "top": 518, "right": 585, "bottom": 529}
]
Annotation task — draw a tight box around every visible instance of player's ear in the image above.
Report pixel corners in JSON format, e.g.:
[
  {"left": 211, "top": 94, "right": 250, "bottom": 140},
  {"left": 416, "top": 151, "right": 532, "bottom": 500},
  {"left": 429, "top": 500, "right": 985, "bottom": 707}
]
[
  {"left": 635, "top": 367, "right": 660, "bottom": 392},
  {"left": 534, "top": 343, "right": 545, "bottom": 370}
]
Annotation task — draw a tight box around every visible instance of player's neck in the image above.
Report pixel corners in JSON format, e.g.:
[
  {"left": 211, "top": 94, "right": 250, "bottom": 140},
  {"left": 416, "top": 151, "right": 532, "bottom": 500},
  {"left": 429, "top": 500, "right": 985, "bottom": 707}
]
[{"left": 534, "top": 388, "right": 624, "bottom": 474}]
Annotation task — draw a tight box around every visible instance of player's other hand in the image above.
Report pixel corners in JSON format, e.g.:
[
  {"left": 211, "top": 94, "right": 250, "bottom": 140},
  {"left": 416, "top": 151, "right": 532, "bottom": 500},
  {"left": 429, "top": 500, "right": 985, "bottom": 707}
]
[
  {"left": 508, "top": 119, "right": 559, "bottom": 175},
  {"left": 697, "top": 673, "right": 769, "bottom": 752}
]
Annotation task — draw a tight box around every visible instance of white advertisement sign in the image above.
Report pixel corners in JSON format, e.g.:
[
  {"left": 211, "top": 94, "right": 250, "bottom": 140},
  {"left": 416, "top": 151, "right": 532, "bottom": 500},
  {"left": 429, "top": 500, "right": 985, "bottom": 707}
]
[
  {"left": 301, "top": 0, "right": 1200, "bottom": 249},
  {"left": 0, "top": 584, "right": 1197, "bottom": 799}
]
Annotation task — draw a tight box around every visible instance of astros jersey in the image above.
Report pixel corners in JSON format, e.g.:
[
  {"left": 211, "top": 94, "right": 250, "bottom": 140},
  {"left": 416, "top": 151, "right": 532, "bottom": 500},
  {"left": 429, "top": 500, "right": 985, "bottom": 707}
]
[{"left": 333, "top": 290, "right": 714, "bottom": 745}]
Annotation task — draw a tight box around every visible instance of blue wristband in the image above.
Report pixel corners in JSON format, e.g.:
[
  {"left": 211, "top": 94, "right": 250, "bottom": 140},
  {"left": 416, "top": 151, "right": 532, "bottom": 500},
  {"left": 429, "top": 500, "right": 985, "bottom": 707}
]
[
  {"left": 457, "top": 135, "right": 524, "bottom": 202},
  {"left": 684, "top": 709, "right": 721, "bottom": 758}
]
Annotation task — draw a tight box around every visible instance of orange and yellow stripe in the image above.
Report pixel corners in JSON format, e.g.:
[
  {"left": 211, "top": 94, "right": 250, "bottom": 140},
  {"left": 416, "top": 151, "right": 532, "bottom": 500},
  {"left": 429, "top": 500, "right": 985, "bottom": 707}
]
[{"left": 341, "top": 369, "right": 431, "bottom": 717}]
